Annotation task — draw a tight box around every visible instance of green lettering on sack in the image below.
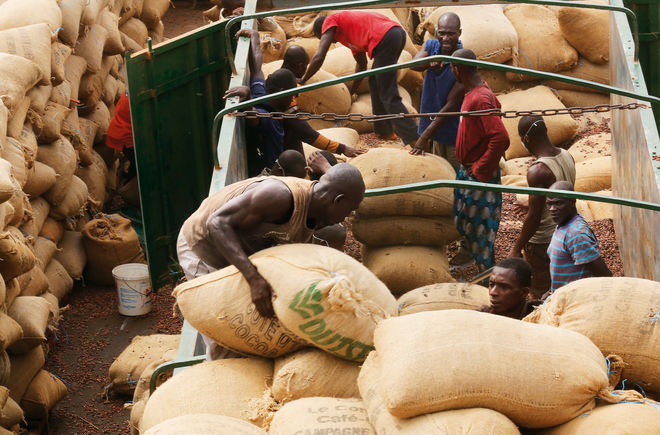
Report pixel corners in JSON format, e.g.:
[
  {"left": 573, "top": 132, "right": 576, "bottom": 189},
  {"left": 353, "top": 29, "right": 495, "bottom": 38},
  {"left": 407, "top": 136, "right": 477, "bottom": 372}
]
[{"left": 289, "top": 282, "right": 325, "bottom": 319}]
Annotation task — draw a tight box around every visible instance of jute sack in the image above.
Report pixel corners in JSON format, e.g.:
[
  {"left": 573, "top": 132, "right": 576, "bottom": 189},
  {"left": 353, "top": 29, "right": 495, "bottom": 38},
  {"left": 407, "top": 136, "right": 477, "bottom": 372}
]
[
  {"left": 33, "top": 236, "right": 57, "bottom": 270},
  {"left": 0, "top": 99, "right": 6, "bottom": 143},
  {"left": 139, "top": 358, "right": 275, "bottom": 432},
  {"left": 501, "top": 174, "right": 528, "bottom": 187},
  {"left": 362, "top": 245, "right": 454, "bottom": 297},
  {"left": 49, "top": 175, "right": 89, "bottom": 219},
  {"left": 79, "top": 71, "right": 106, "bottom": 109},
  {"left": 0, "top": 276, "right": 5, "bottom": 305},
  {"left": 5, "top": 279, "right": 21, "bottom": 309},
  {"left": 574, "top": 156, "right": 611, "bottom": 192},
  {"left": 558, "top": 90, "right": 609, "bottom": 109},
  {"left": 373, "top": 310, "right": 641, "bottom": 427},
  {"left": 0, "top": 313, "right": 23, "bottom": 352},
  {"left": 20, "top": 370, "right": 67, "bottom": 419},
  {"left": 480, "top": 67, "right": 540, "bottom": 94},
  {"left": 350, "top": 148, "right": 455, "bottom": 217},
  {"left": 121, "top": 31, "right": 145, "bottom": 51},
  {"left": 144, "top": 414, "right": 268, "bottom": 435},
  {"left": 27, "top": 84, "right": 52, "bottom": 115},
  {"left": 82, "top": 213, "right": 145, "bottom": 285},
  {"left": 501, "top": 157, "right": 535, "bottom": 176},
  {"left": 51, "top": 43, "right": 72, "bottom": 86},
  {"left": 38, "top": 137, "right": 77, "bottom": 206},
  {"left": 139, "top": 0, "right": 170, "bottom": 29},
  {"left": 285, "top": 37, "right": 322, "bottom": 60},
  {"left": 76, "top": 118, "right": 100, "bottom": 169},
  {"left": 258, "top": 19, "right": 286, "bottom": 63},
  {"left": 7, "top": 345, "right": 45, "bottom": 401},
  {"left": 121, "top": 18, "right": 149, "bottom": 47},
  {"left": 499, "top": 86, "right": 578, "bottom": 159},
  {"left": 587, "top": 190, "right": 614, "bottom": 221},
  {"left": 148, "top": 20, "right": 165, "bottom": 44},
  {"left": 54, "top": 231, "right": 87, "bottom": 280},
  {"left": 350, "top": 215, "right": 460, "bottom": 247},
  {"left": 0, "top": 229, "right": 37, "bottom": 281},
  {"left": 100, "top": 8, "right": 125, "bottom": 55},
  {"left": 40, "top": 217, "right": 65, "bottom": 244},
  {"left": 0, "top": 24, "right": 53, "bottom": 86},
  {"left": 16, "top": 266, "right": 49, "bottom": 297},
  {"left": 315, "top": 127, "right": 359, "bottom": 151},
  {"left": 544, "top": 58, "right": 610, "bottom": 93},
  {"left": 75, "top": 24, "right": 108, "bottom": 73},
  {"left": 396, "top": 282, "right": 490, "bottom": 316},
  {"left": 102, "top": 75, "right": 119, "bottom": 106},
  {"left": 108, "top": 334, "right": 180, "bottom": 396},
  {"left": 174, "top": 244, "right": 395, "bottom": 361},
  {"left": 0, "top": 53, "right": 41, "bottom": 111},
  {"left": 358, "top": 352, "right": 521, "bottom": 435},
  {"left": 76, "top": 148, "right": 108, "bottom": 214},
  {"left": 0, "top": 395, "right": 23, "bottom": 429},
  {"left": 40, "top": 291, "right": 61, "bottom": 323},
  {"left": 23, "top": 199, "right": 51, "bottom": 240},
  {"left": 344, "top": 93, "right": 373, "bottom": 133},
  {"left": 58, "top": 0, "right": 85, "bottom": 45},
  {"left": 523, "top": 277, "right": 660, "bottom": 396},
  {"left": 424, "top": 5, "right": 518, "bottom": 64},
  {"left": 504, "top": 5, "right": 577, "bottom": 81},
  {"left": 0, "top": 0, "right": 63, "bottom": 32},
  {"left": 0, "top": 202, "right": 15, "bottom": 230},
  {"left": 7, "top": 297, "right": 51, "bottom": 354},
  {"left": 6, "top": 97, "right": 30, "bottom": 139},
  {"left": 0, "top": 353, "right": 9, "bottom": 387},
  {"left": 6, "top": 187, "right": 26, "bottom": 227},
  {"left": 536, "top": 402, "right": 660, "bottom": 435},
  {"left": 568, "top": 132, "right": 611, "bottom": 163},
  {"left": 270, "top": 397, "right": 374, "bottom": 435},
  {"left": 0, "top": 159, "right": 16, "bottom": 204},
  {"left": 296, "top": 70, "right": 351, "bottom": 116},
  {"left": 2, "top": 138, "right": 28, "bottom": 188},
  {"left": 272, "top": 348, "right": 361, "bottom": 403},
  {"left": 85, "top": 100, "right": 111, "bottom": 143},
  {"left": 39, "top": 102, "right": 71, "bottom": 143},
  {"left": 64, "top": 55, "right": 88, "bottom": 102},
  {"left": 18, "top": 125, "right": 39, "bottom": 165},
  {"left": 44, "top": 258, "right": 74, "bottom": 301},
  {"left": 557, "top": 6, "right": 609, "bottom": 64},
  {"left": 81, "top": 0, "right": 110, "bottom": 26}
]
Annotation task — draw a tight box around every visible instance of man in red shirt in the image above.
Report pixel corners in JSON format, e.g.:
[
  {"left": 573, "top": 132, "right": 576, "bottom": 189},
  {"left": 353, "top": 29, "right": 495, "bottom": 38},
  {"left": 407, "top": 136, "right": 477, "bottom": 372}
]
[
  {"left": 301, "top": 11, "right": 419, "bottom": 147},
  {"left": 106, "top": 91, "right": 137, "bottom": 195},
  {"left": 450, "top": 48, "right": 509, "bottom": 271}
]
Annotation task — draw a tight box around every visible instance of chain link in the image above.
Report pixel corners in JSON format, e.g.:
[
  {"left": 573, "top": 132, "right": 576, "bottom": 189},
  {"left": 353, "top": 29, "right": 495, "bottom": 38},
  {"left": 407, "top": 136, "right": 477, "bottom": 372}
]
[{"left": 229, "top": 102, "right": 649, "bottom": 122}]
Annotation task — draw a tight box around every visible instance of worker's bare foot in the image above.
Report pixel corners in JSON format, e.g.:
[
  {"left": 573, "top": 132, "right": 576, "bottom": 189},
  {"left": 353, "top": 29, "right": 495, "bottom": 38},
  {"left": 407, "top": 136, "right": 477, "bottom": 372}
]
[{"left": 376, "top": 133, "right": 398, "bottom": 141}]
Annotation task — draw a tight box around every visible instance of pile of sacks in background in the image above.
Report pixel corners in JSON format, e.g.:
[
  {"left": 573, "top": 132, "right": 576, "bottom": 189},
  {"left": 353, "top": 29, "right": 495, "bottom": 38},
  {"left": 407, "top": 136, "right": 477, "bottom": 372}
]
[
  {"left": 0, "top": 0, "right": 156, "bottom": 428},
  {"left": 113, "top": 240, "right": 660, "bottom": 434}
]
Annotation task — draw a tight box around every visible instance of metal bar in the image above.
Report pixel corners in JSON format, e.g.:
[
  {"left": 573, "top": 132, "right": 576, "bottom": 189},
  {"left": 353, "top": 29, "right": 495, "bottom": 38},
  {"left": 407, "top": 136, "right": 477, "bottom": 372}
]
[
  {"left": 149, "top": 355, "right": 206, "bottom": 394},
  {"left": 365, "top": 181, "right": 660, "bottom": 212}
]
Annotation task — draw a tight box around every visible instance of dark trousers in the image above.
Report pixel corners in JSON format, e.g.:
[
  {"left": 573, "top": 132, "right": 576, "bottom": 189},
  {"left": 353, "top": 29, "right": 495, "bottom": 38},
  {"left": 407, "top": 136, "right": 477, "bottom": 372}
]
[{"left": 369, "top": 27, "right": 419, "bottom": 144}]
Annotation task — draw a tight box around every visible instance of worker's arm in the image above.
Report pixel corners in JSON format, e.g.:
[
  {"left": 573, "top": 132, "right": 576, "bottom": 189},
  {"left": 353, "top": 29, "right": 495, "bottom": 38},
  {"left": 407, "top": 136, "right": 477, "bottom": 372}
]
[
  {"left": 300, "top": 28, "right": 335, "bottom": 84},
  {"left": 236, "top": 28, "right": 263, "bottom": 80},
  {"left": 586, "top": 257, "right": 612, "bottom": 277},
  {"left": 223, "top": 85, "right": 260, "bottom": 128},
  {"left": 284, "top": 118, "right": 366, "bottom": 157},
  {"left": 411, "top": 41, "right": 431, "bottom": 72},
  {"left": 306, "top": 151, "right": 332, "bottom": 175},
  {"left": 508, "top": 163, "right": 556, "bottom": 258},
  {"left": 410, "top": 81, "right": 464, "bottom": 155},
  {"left": 566, "top": 226, "right": 611, "bottom": 278},
  {"left": 348, "top": 51, "right": 368, "bottom": 95},
  {"left": 205, "top": 180, "right": 294, "bottom": 317}
]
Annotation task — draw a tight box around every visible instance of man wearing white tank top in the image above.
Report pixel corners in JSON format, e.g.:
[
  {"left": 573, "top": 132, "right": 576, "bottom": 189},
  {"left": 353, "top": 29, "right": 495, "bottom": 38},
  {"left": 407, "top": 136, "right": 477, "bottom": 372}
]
[{"left": 507, "top": 116, "right": 576, "bottom": 299}]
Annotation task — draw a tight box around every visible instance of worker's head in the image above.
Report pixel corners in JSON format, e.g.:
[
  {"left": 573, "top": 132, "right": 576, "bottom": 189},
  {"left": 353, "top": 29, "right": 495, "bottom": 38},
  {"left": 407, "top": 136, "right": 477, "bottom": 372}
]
[
  {"left": 221, "top": 0, "right": 244, "bottom": 14},
  {"left": 450, "top": 48, "right": 478, "bottom": 84},
  {"left": 313, "top": 16, "right": 327, "bottom": 39},
  {"left": 312, "top": 163, "right": 365, "bottom": 227},
  {"left": 547, "top": 181, "right": 578, "bottom": 226},
  {"left": 265, "top": 68, "right": 297, "bottom": 111},
  {"left": 436, "top": 12, "right": 461, "bottom": 55},
  {"left": 489, "top": 258, "right": 532, "bottom": 316},
  {"left": 282, "top": 45, "right": 310, "bottom": 79},
  {"left": 312, "top": 223, "right": 347, "bottom": 251},
  {"left": 308, "top": 150, "right": 337, "bottom": 181},
  {"left": 518, "top": 115, "right": 551, "bottom": 155},
  {"left": 270, "top": 150, "right": 307, "bottom": 178}
]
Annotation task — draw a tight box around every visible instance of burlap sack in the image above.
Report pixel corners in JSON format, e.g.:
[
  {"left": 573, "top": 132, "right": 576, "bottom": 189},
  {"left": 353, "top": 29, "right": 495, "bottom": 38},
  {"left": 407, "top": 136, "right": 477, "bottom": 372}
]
[
  {"left": 75, "top": 148, "right": 108, "bottom": 213},
  {"left": 536, "top": 402, "right": 660, "bottom": 435},
  {"left": 108, "top": 334, "right": 180, "bottom": 396},
  {"left": 121, "top": 31, "right": 145, "bottom": 51},
  {"left": 75, "top": 117, "right": 100, "bottom": 167},
  {"left": 258, "top": 19, "right": 286, "bottom": 64},
  {"left": 38, "top": 102, "right": 71, "bottom": 143},
  {"left": 85, "top": 100, "right": 111, "bottom": 143},
  {"left": 358, "top": 352, "right": 521, "bottom": 434},
  {"left": 574, "top": 156, "right": 611, "bottom": 192},
  {"left": 0, "top": 159, "right": 16, "bottom": 204},
  {"left": 6, "top": 97, "right": 30, "bottom": 139},
  {"left": 558, "top": 90, "right": 609, "bottom": 108},
  {"left": 75, "top": 24, "right": 108, "bottom": 73},
  {"left": 586, "top": 190, "right": 614, "bottom": 221},
  {"left": 396, "top": 282, "right": 490, "bottom": 316},
  {"left": 33, "top": 236, "right": 57, "bottom": 269},
  {"left": 350, "top": 215, "right": 459, "bottom": 247},
  {"left": 100, "top": 8, "right": 125, "bottom": 55},
  {"left": 139, "top": 358, "right": 275, "bottom": 432},
  {"left": 343, "top": 93, "right": 373, "bottom": 133},
  {"left": 38, "top": 137, "right": 77, "bottom": 206},
  {"left": 64, "top": 55, "right": 88, "bottom": 101},
  {"left": 0, "top": 396, "right": 23, "bottom": 429},
  {"left": 501, "top": 156, "right": 535, "bottom": 176},
  {"left": 524, "top": 277, "right": 660, "bottom": 396},
  {"left": 557, "top": 6, "right": 609, "bottom": 64},
  {"left": 102, "top": 75, "right": 119, "bottom": 106},
  {"left": 272, "top": 348, "right": 361, "bottom": 403},
  {"left": 270, "top": 397, "right": 374, "bottom": 435},
  {"left": 81, "top": 0, "right": 110, "bottom": 26},
  {"left": 7, "top": 296, "right": 51, "bottom": 353},
  {"left": 120, "top": 18, "right": 148, "bottom": 47},
  {"left": 27, "top": 84, "right": 52, "bottom": 115},
  {"left": 139, "top": 0, "right": 169, "bottom": 29},
  {"left": 0, "top": 24, "right": 53, "bottom": 86},
  {"left": 51, "top": 43, "right": 72, "bottom": 86},
  {"left": 40, "top": 291, "right": 61, "bottom": 323},
  {"left": 0, "top": 201, "right": 15, "bottom": 230},
  {"left": 362, "top": 245, "right": 454, "bottom": 297},
  {"left": 144, "top": 414, "right": 269, "bottom": 435},
  {"left": 501, "top": 174, "right": 528, "bottom": 187},
  {"left": 22, "top": 198, "right": 50, "bottom": 239},
  {"left": 0, "top": 276, "right": 5, "bottom": 305},
  {"left": 544, "top": 58, "right": 610, "bottom": 93},
  {"left": 284, "top": 37, "right": 322, "bottom": 60},
  {"left": 2, "top": 138, "right": 28, "bottom": 188},
  {"left": 424, "top": 5, "right": 518, "bottom": 64},
  {"left": 350, "top": 148, "right": 455, "bottom": 217},
  {"left": 0, "top": 228, "right": 37, "bottom": 281},
  {"left": 568, "top": 133, "right": 611, "bottom": 163},
  {"left": 0, "top": 313, "right": 23, "bottom": 352},
  {"left": 0, "top": 0, "right": 63, "bottom": 32},
  {"left": 18, "top": 125, "right": 38, "bottom": 166},
  {"left": 5, "top": 278, "right": 21, "bottom": 309},
  {"left": 297, "top": 70, "right": 351, "bottom": 116},
  {"left": 49, "top": 175, "right": 88, "bottom": 219},
  {"left": 79, "top": 71, "right": 106, "bottom": 108},
  {"left": 313, "top": 127, "right": 359, "bottom": 151},
  {"left": 7, "top": 345, "right": 45, "bottom": 401},
  {"left": 59, "top": 0, "right": 85, "bottom": 45},
  {"left": 498, "top": 86, "right": 578, "bottom": 159},
  {"left": 0, "top": 53, "right": 41, "bottom": 111},
  {"left": 5, "top": 187, "right": 26, "bottom": 227},
  {"left": 0, "top": 99, "right": 7, "bottom": 142},
  {"left": 54, "top": 231, "right": 87, "bottom": 280},
  {"left": 504, "top": 5, "right": 577, "bottom": 81},
  {"left": 480, "top": 67, "right": 540, "bottom": 93},
  {"left": 16, "top": 266, "right": 49, "bottom": 297},
  {"left": 20, "top": 370, "right": 67, "bottom": 419},
  {"left": 40, "top": 217, "right": 65, "bottom": 244},
  {"left": 373, "top": 310, "right": 639, "bottom": 427},
  {"left": 44, "top": 258, "right": 74, "bottom": 300}
]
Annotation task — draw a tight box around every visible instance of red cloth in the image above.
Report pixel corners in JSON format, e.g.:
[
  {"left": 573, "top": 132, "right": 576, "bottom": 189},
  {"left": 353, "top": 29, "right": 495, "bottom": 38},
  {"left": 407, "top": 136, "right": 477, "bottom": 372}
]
[
  {"left": 322, "top": 11, "right": 399, "bottom": 58},
  {"left": 455, "top": 82, "right": 509, "bottom": 182},
  {"left": 106, "top": 93, "right": 134, "bottom": 150}
]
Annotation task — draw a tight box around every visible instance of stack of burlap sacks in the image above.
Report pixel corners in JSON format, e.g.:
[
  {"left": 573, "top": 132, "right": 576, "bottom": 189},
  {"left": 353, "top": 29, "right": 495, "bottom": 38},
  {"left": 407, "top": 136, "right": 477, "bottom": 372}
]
[
  {"left": 0, "top": 0, "right": 157, "bottom": 428},
  {"left": 118, "top": 243, "right": 660, "bottom": 434}
]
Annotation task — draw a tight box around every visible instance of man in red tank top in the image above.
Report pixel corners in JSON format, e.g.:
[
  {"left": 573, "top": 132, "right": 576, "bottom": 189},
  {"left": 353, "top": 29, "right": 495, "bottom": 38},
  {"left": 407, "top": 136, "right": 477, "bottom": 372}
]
[{"left": 300, "top": 11, "right": 419, "bottom": 147}]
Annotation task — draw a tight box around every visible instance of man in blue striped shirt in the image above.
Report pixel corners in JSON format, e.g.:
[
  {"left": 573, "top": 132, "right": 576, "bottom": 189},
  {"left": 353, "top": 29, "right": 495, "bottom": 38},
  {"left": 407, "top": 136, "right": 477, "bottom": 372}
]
[{"left": 546, "top": 181, "right": 611, "bottom": 294}]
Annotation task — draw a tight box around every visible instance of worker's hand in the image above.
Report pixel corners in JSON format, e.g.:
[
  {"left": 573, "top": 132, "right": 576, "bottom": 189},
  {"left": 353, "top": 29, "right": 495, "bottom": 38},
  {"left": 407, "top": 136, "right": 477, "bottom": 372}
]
[
  {"left": 351, "top": 93, "right": 359, "bottom": 103},
  {"left": 465, "top": 165, "right": 475, "bottom": 179},
  {"left": 235, "top": 28, "right": 257, "bottom": 39},
  {"left": 429, "top": 61, "right": 444, "bottom": 70},
  {"left": 507, "top": 247, "right": 523, "bottom": 259},
  {"left": 512, "top": 199, "right": 529, "bottom": 218},
  {"left": 248, "top": 274, "right": 275, "bottom": 318},
  {"left": 306, "top": 151, "right": 333, "bottom": 175},
  {"left": 223, "top": 85, "right": 251, "bottom": 102},
  {"left": 228, "top": 7, "right": 244, "bottom": 17},
  {"left": 409, "top": 138, "right": 430, "bottom": 156},
  {"left": 296, "top": 77, "right": 306, "bottom": 85},
  {"left": 342, "top": 145, "right": 367, "bottom": 158}
]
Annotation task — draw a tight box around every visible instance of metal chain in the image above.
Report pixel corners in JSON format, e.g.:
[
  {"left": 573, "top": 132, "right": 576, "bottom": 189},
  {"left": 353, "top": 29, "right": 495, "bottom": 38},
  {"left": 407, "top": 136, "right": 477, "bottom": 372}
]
[{"left": 228, "top": 102, "right": 649, "bottom": 122}]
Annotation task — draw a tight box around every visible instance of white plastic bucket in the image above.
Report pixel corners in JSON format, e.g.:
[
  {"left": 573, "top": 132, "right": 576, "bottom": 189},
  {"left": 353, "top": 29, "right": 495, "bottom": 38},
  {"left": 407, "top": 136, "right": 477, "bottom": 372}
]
[{"left": 112, "top": 263, "right": 153, "bottom": 316}]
